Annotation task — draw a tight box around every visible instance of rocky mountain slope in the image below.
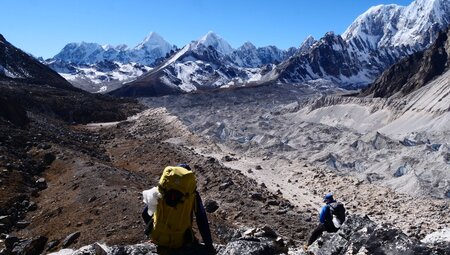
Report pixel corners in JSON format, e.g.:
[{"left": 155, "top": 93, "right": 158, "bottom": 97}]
[
  {"left": 0, "top": 34, "right": 73, "bottom": 90},
  {"left": 361, "top": 26, "right": 450, "bottom": 97},
  {"left": 263, "top": 0, "right": 450, "bottom": 87},
  {"left": 0, "top": 39, "right": 145, "bottom": 251}
]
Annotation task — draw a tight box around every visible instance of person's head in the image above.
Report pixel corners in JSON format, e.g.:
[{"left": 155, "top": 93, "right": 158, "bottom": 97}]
[
  {"left": 177, "top": 163, "right": 191, "bottom": 170},
  {"left": 323, "top": 193, "right": 335, "bottom": 203}
]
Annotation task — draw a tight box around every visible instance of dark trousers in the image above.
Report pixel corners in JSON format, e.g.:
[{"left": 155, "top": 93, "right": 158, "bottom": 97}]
[
  {"left": 142, "top": 206, "right": 153, "bottom": 236},
  {"left": 307, "top": 223, "right": 338, "bottom": 245}
]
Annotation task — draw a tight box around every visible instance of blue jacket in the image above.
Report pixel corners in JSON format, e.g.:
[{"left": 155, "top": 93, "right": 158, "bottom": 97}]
[{"left": 319, "top": 200, "right": 335, "bottom": 224}]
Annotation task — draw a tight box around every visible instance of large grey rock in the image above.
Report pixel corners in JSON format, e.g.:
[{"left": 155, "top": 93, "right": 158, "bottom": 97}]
[
  {"left": 11, "top": 236, "right": 48, "bottom": 255},
  {"left": 62, "top": 231, "right": 80, "bottom": 248},
  {"left": 217, "top": 239, "right": 283, "bottom": 255},
  {"left": 308, "top": 214, "right": 450, "bottom": 255}
]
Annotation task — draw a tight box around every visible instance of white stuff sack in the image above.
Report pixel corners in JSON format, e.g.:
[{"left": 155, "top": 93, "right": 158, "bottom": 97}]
[
  {"left": 332, "top": 215, "right": 342, "bottom": 228},
  {"left": 142, "top": 187, "right": 161, "bottom": 216}
]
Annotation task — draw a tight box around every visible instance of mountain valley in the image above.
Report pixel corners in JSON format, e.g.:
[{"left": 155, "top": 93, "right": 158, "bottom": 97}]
[{"left": 1, "top": 0, "right": 450, "bottom": 254}]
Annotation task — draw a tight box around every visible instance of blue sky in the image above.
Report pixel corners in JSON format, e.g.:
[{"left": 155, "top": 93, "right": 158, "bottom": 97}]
[{"left": 1, "top": 0, "right": 414, "bottom": 58}]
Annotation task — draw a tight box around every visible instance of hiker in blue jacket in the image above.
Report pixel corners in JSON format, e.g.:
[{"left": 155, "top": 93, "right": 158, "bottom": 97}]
[{"left": 305, "top": 193, "right": 345, "bottom": 249}]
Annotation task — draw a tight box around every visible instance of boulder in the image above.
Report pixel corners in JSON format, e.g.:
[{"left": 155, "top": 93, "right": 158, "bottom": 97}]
[
  {"left": 219, "top": 181, "right": 233, "bottom": 191},
  {"left": 62, "top": 231, "right": 81, "bottom": 248},
  {"left": 27, "top": 202, "right": 38, "bottom": 211},
  {"left": 11, "top": 236, "right": 48, "bottom": 255},
  {"left": 4, "top": 235, "right": 20, "bottom": 250},
  {"left": 204, "top": 199, "right": 219, "bottom": 213},
  {"left": 35, "top": 178, "right": 47, "bottom": 190},
  {"left": 46, "top": 240, "right": 60, "bottom": 251},
  {"left": 250, "top": 192, "right": 264, "bottom": 201},
  {"left": 217, "top": 238, "right": 286, "bottom": 255}
]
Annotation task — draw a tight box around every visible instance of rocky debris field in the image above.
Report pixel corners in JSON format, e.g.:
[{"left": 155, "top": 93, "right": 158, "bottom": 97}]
[
  {"left": 0, "top": 83, "right": 316, "bottom": 254},
  {"left": 141, "top": 84, "right": 450, "bottom": 242},
  {"left": 1, "top": 81, "right": 449, "bottom": 254}
]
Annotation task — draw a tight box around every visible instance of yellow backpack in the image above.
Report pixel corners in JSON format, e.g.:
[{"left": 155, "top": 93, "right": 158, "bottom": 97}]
[{"left": 151, "top": 166, "right": 197, "bottom": 248}]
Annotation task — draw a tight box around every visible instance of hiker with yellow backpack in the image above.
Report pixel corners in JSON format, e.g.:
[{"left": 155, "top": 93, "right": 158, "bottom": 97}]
[{"left": 142, "top": 164, "right": 214, "bottom": 252}]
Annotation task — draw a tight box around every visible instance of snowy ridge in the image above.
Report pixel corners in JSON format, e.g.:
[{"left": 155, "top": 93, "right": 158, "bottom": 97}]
[
  {"left": 46, "top": 32, "right": 176, "bottom": 92},
  {"left": 115, "top": 32, "right": 292, "bottom": 95},
  {"left": 56, "top": 62, "right": 152, "bottom": 93},
  {"left": 52, "top": 32, "right": 176, "bottom": 66},
  {"left": 343, "top": 0, "right": 450, "bottom": 50},
  {"left": 48, "top": 31, "right": 294, "bottom": 93}
]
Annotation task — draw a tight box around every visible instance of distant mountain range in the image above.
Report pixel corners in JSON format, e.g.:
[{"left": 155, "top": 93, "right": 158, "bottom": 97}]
[
  {"left": 35, "top": 0, "right": 450, "bottom": 95},
  {"left": 44, "top": 32, "right": 298, "bottom": 93},
  {"left": 264, "top": 0, "right": 450, "bottom": 88}
]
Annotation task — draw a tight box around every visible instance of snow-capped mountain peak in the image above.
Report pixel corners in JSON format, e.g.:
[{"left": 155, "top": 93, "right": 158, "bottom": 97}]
[
  {"left": 343, "top": 0, "right": 450, "bottom": 49},
  {"left": 239, "top": 41, "right": 257, "bottom": 51},
  {"left": 53, "top": 42, "right": 104, "bottom": 64},
  {"left": 298, "top": 35, "right": 316, "bottom": 53},
  {"left": 101, "top": 44, "right": 114, "bottom": 50},
  {"left": 194, "top": 31, "right": 234, "bottom": 55},
  {"left": 135, "top": 32, "right": 172, "bottom": 51}
]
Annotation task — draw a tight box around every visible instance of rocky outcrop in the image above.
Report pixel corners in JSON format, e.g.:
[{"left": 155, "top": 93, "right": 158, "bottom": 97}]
[
  {"left": 307, "top": 214, "right": 450, "bottom": 255},
  {"left": 1, "top": 235, "right": 48, "bottom": 255},
  {"left": 37, "top": 226, "right": 286, "bottom": 255},
  {"left": 361, "top": 26, "right": 450, "bottom": 98}
]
